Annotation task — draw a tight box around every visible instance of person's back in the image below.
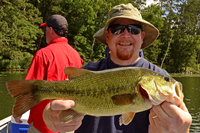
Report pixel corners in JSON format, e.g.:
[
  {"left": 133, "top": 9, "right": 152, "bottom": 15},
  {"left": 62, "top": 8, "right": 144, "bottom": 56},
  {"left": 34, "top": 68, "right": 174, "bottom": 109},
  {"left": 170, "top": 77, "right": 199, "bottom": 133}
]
[
  {"left": 44, "top": 38, "right": 82, "bottom": 80},
  {"left": 26, "top": 38, "right": 83, "bottom": 133},
  {"left": 28, "top": 37, "right": 83, "bottom": 81},
  {"left": 23, "top": 15, "right": 83, "bottom": 133}
]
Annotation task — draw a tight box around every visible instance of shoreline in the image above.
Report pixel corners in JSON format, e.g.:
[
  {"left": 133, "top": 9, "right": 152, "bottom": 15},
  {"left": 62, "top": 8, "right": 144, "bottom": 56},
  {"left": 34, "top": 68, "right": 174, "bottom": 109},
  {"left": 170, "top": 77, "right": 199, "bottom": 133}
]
[{"left": 0, "top": 69, "right": 28, "bottom": 71}]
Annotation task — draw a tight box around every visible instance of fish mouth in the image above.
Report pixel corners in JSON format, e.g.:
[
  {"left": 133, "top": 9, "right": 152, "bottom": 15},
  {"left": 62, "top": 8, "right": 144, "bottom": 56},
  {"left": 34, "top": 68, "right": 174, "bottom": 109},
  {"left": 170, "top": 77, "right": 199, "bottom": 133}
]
[
  {"left": 174, "top": 81, "right": 183, "bottom": 97},
  {"left": 138, "top": 84, "right": 149, "bottom": 100},
  {"left": 138, "top": 82, "right": 168, "bottom": 105}
]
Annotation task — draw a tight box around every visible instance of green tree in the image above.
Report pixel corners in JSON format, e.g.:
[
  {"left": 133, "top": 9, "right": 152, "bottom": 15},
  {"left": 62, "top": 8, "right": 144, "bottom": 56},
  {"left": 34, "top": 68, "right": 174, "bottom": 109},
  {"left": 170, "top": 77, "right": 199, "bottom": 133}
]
[
  {"left": 141, "top": 5, "right": 165, "bottom": 64},
  {"left": 167, "top": 0, "right": 200, "bottom": 72},
  {"left": 152, "top": 0, "right": 200, "bottom": 73},
  {"left": 34, "top": 0, "right": 133, "bottom": 64},
  {"left": 0, "top": 0, "right": 43, "bottom": 69},
  {"left": 2, "top": 0, "right": 200, "bottom": 72},
  {"left": 158, "top": 0, "right": 179, "bottom": 69}
]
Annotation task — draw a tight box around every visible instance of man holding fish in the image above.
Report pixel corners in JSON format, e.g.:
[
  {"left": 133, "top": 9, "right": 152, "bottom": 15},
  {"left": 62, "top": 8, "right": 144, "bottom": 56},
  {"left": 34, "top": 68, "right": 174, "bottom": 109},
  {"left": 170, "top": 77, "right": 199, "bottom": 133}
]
[
  {"left": 7, "top": 3, "right": 192, "bottom": 133},
  {"left": 41, "top": 3, "right": 192, "bottom": 133},
  {"left": 44, "top": 3, "right": 192, "bottom": 133}
]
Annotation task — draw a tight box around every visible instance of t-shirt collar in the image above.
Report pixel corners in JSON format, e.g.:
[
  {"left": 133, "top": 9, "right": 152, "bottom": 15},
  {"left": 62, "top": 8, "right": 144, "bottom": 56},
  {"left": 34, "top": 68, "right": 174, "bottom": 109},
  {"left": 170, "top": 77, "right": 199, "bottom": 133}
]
[{"left": 107, "top": 57, "right": 144, "bottom": 69}]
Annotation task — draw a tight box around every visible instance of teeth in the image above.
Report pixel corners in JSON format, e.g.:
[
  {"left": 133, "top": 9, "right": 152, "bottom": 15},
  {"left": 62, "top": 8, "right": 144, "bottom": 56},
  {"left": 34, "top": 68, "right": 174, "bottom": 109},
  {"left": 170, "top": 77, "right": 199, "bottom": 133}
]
[{"left": 119, "top": 43, "right": 132, "bottom": 46}]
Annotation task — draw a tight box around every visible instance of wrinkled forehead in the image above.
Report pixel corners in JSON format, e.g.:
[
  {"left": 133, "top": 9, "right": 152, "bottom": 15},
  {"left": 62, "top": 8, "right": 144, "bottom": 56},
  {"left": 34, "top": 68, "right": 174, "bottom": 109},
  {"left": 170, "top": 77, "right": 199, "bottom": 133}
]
[{"left": 110, "top": 18, "right": 141, "bottom": 25}]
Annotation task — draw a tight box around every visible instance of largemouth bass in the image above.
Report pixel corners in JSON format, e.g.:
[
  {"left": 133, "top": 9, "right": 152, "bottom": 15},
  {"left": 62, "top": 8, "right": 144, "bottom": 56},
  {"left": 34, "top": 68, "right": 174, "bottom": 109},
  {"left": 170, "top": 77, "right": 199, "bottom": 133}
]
[{"left": 6, "top": 67, "right": 183, "bottom": 125}]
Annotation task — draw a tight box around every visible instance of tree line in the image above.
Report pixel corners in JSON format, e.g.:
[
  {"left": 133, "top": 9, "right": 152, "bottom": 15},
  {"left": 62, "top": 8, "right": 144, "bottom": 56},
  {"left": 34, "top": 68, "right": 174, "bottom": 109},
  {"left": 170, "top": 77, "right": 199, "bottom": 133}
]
[{"left": 0, "top": 0, "right": 200, "bottom": 73}]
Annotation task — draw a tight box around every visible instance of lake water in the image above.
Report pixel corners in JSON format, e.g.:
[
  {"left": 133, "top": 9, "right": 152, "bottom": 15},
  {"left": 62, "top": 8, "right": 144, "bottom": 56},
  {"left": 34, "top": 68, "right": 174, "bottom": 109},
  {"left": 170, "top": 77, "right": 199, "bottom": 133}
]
[
  {"left": 0, "top": 71, "right": 27, "bottom": 120},
  {"left": 174, "top": 76, "right": 200, "bottom": 132},
  {"left": 0, "top": 71, "right": 199, "bottom": 132}
]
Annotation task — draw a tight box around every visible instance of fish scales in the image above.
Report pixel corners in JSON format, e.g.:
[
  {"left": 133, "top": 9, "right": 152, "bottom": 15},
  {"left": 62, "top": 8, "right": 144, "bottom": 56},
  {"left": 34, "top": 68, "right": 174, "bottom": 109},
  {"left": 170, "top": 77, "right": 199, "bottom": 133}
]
[
  {"left": 34, "top": 68, "right": 157, "bottom": 115},
  {"left": 6, "top": 67, "right": 183, "bottom": 125}
]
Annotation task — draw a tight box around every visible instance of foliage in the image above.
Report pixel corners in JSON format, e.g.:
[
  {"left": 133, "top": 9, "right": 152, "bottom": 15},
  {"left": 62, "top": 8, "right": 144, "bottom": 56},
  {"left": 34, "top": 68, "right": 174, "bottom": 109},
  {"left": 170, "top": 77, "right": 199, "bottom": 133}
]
[
  {"left": 49, "top": 0, "right": 133, "bottom": 64},
  {"left": 141, "top": 5, "right": 165, "bottom": 64},
  {"left": 160, "top": 0, "right": 200, "bottom": 72},
  {"left": 0, "top": 0, "right": 200, "bottom": 73},
  {"left": 0, "top": 0, "right": 43, "bottom": 69}
]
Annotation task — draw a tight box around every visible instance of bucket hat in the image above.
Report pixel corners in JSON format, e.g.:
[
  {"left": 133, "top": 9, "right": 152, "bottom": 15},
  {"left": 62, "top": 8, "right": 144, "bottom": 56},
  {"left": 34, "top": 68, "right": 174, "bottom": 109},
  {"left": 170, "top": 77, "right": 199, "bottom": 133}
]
[{"left": 93, "top": 3, "right": 159, "bottom": 49}]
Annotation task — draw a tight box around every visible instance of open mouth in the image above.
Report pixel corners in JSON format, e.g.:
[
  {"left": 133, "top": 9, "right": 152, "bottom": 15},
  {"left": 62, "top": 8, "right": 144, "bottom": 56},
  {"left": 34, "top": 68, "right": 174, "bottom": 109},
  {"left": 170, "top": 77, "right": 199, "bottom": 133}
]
[
  {"left": 138, "top": 83, "right": 162, "bottom": 105},
  {"left": 118, "top": 43, "right": 133, "bottom": 46},
  {"left": 139, "top": 84, "right": 149, "bottom": 100}
]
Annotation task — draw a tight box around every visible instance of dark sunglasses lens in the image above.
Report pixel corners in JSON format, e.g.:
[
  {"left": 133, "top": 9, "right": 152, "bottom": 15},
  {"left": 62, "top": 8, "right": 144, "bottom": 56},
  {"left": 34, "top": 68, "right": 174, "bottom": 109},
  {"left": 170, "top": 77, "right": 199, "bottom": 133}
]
[
  {"left": 110, "top": 25, "right": 125, "bottom": 35},
  {"left": 129, "top": 25, "right": 141, "bottom": 34},
  {"left": 110, "top": 24, "right": 141, "bottom": 35}
]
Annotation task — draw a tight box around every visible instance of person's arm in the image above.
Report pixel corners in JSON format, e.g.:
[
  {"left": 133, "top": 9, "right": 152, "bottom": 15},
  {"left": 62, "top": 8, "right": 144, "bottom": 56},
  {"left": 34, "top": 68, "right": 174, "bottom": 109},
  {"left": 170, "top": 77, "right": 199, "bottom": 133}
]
[
  {"left": 43, "top": 99, "right": 84, "bottom": 132},
  {"left": 148, "top": 96, "right": 192, "bottom": 133}
]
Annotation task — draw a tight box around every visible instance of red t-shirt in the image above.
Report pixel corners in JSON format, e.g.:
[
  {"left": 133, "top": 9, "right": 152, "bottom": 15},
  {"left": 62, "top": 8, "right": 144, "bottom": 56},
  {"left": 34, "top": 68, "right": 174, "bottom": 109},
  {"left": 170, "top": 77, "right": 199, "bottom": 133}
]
[{"left": 25, "top": 37, "right": 83, "bottom": 133}]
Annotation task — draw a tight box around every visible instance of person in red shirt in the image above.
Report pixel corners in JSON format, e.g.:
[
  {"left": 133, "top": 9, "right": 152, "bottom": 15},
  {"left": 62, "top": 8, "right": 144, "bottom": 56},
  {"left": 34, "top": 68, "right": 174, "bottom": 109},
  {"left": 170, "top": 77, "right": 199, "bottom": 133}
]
[{"left": 14, "top": 14, "right": 83, "bottom": 133}]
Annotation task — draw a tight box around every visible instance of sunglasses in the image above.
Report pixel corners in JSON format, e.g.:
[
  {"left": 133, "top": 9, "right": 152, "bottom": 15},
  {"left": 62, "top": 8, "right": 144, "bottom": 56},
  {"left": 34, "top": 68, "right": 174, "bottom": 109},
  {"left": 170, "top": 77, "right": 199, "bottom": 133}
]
[{"left": 108, "top": 24, "right": 142, "bottom": 35}]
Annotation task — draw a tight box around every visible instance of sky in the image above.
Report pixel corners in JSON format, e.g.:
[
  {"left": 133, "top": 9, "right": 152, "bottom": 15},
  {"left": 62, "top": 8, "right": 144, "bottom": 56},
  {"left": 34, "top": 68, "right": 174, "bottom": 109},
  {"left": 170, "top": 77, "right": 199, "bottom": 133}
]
[{"left": 146, "top": 0, "right": 159, "bottom": 6}]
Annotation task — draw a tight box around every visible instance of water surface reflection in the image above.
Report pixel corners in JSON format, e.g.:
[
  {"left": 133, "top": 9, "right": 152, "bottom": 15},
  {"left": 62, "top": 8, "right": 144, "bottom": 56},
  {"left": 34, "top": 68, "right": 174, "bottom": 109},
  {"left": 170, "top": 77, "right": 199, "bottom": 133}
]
[{"left": 174, "top": 77, "right": 200, "bottom": 133}]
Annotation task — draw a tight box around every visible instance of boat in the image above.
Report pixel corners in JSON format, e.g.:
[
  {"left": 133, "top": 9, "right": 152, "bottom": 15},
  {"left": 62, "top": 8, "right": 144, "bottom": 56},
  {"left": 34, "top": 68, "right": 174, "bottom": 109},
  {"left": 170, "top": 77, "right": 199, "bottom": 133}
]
[{"left": 0, "top": 111, "right": 30, "bottom": 133}]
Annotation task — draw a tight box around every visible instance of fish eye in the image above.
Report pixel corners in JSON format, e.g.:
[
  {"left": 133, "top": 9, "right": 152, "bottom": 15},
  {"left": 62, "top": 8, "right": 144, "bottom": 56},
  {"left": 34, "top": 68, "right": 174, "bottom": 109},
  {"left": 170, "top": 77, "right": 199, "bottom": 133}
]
[{"left": 164, "top": 77, "right": 170, "bottom": 82}]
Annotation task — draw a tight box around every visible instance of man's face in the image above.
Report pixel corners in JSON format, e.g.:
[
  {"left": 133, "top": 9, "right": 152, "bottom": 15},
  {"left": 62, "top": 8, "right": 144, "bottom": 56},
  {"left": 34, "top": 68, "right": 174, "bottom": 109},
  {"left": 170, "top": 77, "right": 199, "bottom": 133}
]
[{"left": 106, "top": 18, "right": 145, "bottom": 62}]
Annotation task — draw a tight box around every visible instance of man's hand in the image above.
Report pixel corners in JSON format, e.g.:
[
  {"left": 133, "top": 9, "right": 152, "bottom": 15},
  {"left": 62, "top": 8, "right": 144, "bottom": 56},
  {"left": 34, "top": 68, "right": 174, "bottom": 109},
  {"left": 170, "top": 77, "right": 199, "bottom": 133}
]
[
  {"left": 14, "top": 115, "right": 22, "bottom": 123},
  {"left": 43, "top": 99, "right": 84, "bottom": 132},
  {"left": 148, "top": 96, "right": 192, "bottom": 133}
]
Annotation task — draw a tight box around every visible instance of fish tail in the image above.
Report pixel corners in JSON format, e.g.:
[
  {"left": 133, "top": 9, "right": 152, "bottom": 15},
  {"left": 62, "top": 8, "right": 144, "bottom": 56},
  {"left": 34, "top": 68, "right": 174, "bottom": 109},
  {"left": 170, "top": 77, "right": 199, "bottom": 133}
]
[
  {"left": 6, "top": 80, "right": 41, "bottom": 117},
  {"left": 6, "top": 80, "right": 38, "bottom": 97}
]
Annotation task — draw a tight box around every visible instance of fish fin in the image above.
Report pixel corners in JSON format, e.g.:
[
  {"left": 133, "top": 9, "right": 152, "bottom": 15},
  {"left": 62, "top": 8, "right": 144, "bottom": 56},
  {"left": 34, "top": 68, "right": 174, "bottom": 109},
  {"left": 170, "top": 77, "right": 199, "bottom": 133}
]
[
  {"left": 12, "top": 93, "right": 40, "bottom": 117},
  {"left": 6, "top": 80, "right": 38, "bottom": 97},
  {"left": 6, "top": 80, "right": 41, "bottom": 117},
  {"left": 58, "top": 109, "right": 84, "bottom": 123},
  {"left": 64, "top": 67, "right": 91, "bottom": 79},
  {"left": 111, "top": 94, "right": 135, "bottom": 105},
  {"left": 119, "top": 112, "right": 135, "bottom": 126}
]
